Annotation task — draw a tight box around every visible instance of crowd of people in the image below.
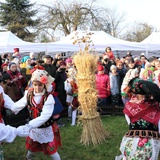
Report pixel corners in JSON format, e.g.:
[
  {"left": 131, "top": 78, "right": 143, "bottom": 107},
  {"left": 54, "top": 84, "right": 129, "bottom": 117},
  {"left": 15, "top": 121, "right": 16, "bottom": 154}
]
[{"left": 0, "top": 46, "right": 159, "bottom": 159}]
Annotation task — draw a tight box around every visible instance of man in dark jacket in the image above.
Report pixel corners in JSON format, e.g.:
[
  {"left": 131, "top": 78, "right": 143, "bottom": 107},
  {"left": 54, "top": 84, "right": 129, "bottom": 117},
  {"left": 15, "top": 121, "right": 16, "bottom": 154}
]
[{"left": 41, "top": 55, "right": 57, "bottom": 78}]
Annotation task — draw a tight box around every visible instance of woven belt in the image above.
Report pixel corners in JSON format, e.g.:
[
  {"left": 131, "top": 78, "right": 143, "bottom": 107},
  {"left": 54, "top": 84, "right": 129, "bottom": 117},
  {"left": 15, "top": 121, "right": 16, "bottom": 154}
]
[{"left": 125, "top": 130, "right": 160, "bottom": 139}]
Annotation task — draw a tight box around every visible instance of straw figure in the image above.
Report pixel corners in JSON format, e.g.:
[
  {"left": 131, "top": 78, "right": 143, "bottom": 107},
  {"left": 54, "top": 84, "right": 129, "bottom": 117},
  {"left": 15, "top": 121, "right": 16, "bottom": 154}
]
[{"left": 73, "top": 49, "right": 109, "bottom": 146}]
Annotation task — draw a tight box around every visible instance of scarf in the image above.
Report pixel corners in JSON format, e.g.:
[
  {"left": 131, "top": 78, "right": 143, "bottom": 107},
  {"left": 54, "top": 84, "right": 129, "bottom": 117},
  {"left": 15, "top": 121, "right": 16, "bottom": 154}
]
[{"left": 124, "top": 100, "right": 160, "bottom": 125}]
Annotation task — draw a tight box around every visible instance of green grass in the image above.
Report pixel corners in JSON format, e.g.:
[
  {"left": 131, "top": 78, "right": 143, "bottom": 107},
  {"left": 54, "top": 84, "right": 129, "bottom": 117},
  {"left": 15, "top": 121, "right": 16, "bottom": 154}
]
[{"left": 3, "top": 115, "right": 128, "bottom": 160}]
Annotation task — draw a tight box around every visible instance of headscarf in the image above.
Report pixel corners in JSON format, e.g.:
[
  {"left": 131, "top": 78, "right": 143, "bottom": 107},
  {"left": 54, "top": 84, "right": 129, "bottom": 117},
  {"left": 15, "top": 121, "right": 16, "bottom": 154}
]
[
  {"left": 121, "top": 68, "right": 139, "bottom": 95},
  {"left": 21, "top": 56, "right": 30, "bottom": 63},
  {"left": 67, "top": 67, "right": 77, "bottom": 79},
  {"left": 128, "top": 77, "right": 160, "bottom": 102},
  {"left": 31, "top": 69, "right": 55, "bottom": 92}
]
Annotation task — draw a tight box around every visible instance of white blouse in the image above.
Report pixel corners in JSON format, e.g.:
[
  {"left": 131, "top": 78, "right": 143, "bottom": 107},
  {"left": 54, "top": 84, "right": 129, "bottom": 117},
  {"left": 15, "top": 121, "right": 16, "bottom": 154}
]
[
  {"left": 0, "top": 123, "right": 17, "bottom": 143},
  {"left": 13, "top": 89, "right": 55, "bottom": 143}
]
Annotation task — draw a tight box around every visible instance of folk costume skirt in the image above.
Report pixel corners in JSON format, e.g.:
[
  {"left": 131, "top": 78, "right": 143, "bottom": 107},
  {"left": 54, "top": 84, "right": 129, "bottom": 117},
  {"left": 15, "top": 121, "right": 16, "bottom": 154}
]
[{"left": 26, "top": 123, "right": 61, "bottom": 155}]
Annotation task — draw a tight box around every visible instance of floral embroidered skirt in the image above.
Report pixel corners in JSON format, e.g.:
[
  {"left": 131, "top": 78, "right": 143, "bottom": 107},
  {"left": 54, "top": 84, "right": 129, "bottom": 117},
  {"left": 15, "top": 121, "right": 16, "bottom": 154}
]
[
  {"left": 26, "top": 124, "right": 61, "bottom": 155},
  {"left": 124, "top": 137, "right": 152, "bottom": 159},
  {"left": 116, "top": 136, "right": 160, "bottom": 160}
]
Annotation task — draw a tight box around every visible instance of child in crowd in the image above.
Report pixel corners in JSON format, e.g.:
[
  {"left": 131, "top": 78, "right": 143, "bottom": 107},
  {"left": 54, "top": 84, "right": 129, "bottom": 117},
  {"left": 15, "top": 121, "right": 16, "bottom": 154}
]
[
  {"left": 104, "top": 47, "right": 115, "bottom": 60},
  {"left": 65, "top": 58, "right": 74, "bottom": 70},
  {"left": 12, "top": 69, "right": 61, "bottom": 160},
  {"left": 96, "top": 65, "right": 110, "bottom": 107},
  {"left": 116, "top": 61, "right": 126, "bottom": 89},
  {"left": 109, "top": 65, "right": 120, "bottom": 107}
]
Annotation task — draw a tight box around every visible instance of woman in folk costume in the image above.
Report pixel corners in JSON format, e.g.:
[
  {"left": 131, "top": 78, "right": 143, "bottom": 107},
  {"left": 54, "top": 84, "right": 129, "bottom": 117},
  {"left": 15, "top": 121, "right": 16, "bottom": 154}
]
[
  {"left": 12, "top": 69, "right": 61, "bottom": 160},
  {"left": 64, "top": 67, "right": 78, "bottom": 126},
  {"left": 121, "top": 68, "right": 140, "bottom": 105},
  {"left": 116, "top": 77, "right": 160, "bottom": 160},
  {"left": 0, "top": 85, "right": 17, "bottom": 160},
  {"left": 0, "top": 84, "right": 29, "bottom": 159},
  {"left": 0, "top": 122, "right": 29, "bottom": 160}
]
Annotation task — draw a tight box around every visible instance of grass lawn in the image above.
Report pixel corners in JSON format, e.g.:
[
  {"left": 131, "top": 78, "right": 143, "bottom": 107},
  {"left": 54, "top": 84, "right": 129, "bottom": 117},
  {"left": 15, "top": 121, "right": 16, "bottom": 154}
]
[{"left": 3, "top": 115, "right": 128, "bottom": 160}]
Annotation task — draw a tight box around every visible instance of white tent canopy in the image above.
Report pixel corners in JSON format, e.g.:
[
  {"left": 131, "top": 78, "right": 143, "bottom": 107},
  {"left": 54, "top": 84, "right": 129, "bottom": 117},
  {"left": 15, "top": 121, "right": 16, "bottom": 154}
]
[
  {"left": 141, "top": 32, "right": 160, "bottom": 44},
  {"left": 47, "top": 30, "right": 146, "bottom": 52},
  {"left": 0, "top": 31, "right": 46, "bottom": 53},
  {"left": 140, "top": 32, "right": 160, "bottom": 51}
]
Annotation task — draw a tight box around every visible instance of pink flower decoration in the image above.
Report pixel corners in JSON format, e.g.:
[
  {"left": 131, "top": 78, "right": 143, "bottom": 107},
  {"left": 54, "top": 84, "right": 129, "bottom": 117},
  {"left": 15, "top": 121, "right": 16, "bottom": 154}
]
[
  {"left": 40, "top": 76, "right": 47, "bottom": 84},
  {"left": 138, "top": 141, "right": 144, "bottom": 147},
  {"left": 138, "top": 138, "right": 148, "bottom": 147}
]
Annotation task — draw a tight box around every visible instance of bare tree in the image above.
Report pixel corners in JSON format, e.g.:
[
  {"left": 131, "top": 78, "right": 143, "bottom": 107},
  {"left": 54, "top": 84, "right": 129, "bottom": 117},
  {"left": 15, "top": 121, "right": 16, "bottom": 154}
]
[
  {"left": 37, "top": 0, "right": 111, "bottom": 38},
  {"left": 122, "top": 21, "right": 154, "bottom": 42},
  {"left": 107, "top": 7, "right": 126, "bottom": 37},
  {"left": 34, "top": 0, "right": 127, "bottom": 42}
]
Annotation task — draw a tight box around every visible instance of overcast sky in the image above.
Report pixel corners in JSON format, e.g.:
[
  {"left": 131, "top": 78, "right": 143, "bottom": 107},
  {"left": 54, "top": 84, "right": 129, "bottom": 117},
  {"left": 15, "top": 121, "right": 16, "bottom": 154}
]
[
  {"left": 1, "top": 0, "right": 160, "bottom": 29},
  {"left": 1, "top": 0, "right": 160, "bottom": 38},
  {"left": 30, "top": 0, "right": 160, "bottom": 30}
]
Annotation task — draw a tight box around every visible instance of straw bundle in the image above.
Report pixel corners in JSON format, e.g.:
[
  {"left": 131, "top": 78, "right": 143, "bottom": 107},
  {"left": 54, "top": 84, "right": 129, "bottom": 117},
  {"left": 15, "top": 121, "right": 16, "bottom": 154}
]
[{"left": 73, "top": 50, "right": 109, "bottom": 146}]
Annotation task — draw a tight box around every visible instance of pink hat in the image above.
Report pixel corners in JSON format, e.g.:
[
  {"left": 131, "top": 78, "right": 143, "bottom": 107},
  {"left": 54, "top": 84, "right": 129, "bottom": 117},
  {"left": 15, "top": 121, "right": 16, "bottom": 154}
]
[
  {"left": 65, "top": 58, "right": 72, "bottom": 63},
  {"left": 97, "top": 65, "right": 104, "bottom": 71}
]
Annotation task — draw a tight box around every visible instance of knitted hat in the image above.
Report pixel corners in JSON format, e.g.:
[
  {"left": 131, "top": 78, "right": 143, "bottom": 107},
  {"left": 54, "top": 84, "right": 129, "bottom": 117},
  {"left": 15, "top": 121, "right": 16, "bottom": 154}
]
[
  {"left": 97, "top": 65, "right": 104, "bottom": 71},
  {"left": 31, "top": 69, "right": 55, "bottom": 92},
  {"left": 65, "top": 58, "right": 72, "bottom": 63},
  {"left": 8, "top": 62, "right": 16, "bottom": 69},
  {"left": 1, "top": 63, "right": 8, "bottom": 69},
  {"left": 14, "top": 48, "right": 19, "bottom": 52}
]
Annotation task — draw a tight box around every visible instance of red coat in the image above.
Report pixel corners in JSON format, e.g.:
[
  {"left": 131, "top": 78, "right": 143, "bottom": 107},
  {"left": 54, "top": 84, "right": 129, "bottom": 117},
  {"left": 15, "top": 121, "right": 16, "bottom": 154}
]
[
  {"left": 96, "top": 73, "right": 110, "bottom": 98},
  {"left": 105, "top": 51, "right": 115, "bottom": 60}
]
